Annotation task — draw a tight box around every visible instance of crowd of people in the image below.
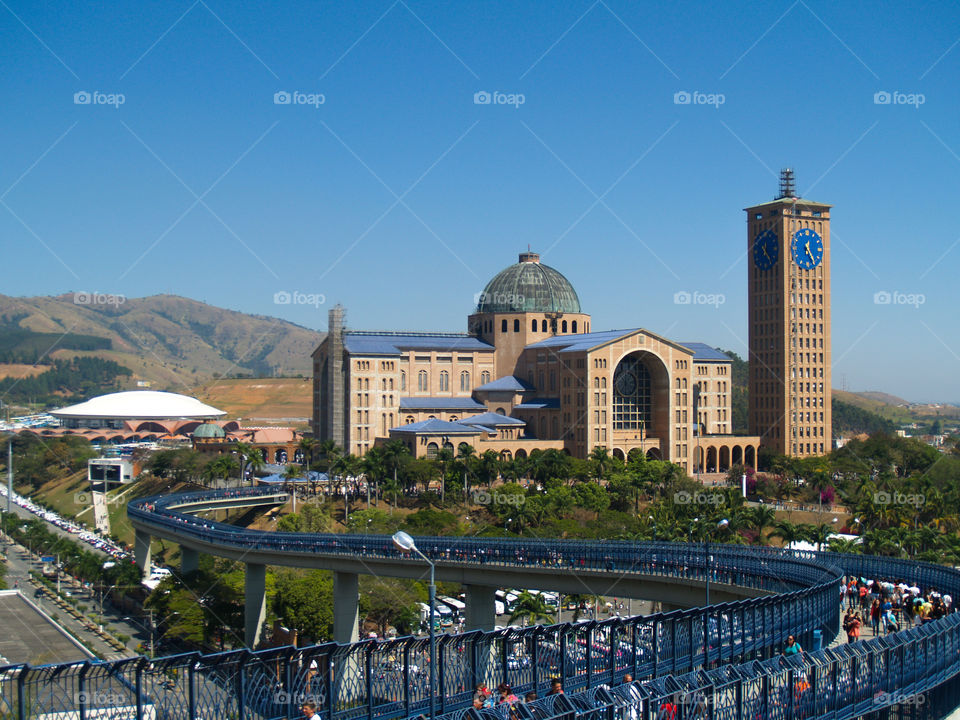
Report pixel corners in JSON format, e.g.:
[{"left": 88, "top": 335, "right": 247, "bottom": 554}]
[{"left": 841, "top": 576, "right": 952, "bottom": 643}]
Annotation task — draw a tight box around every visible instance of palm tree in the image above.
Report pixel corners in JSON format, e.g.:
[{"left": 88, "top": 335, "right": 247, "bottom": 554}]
[
  {"left": 589, "top": 446, "right": 613, "bottom": 482},
  {"left": 745, "top": 506, "right": 776, "bottom": 545},
  {"left": 435, "top": 447, "right": 455, "bottom": 501},
  {"left": 298, "top": 437, "right": 319, "bottom": 470},
  {"left": 769, "top": 519, "right": 804, "bottom": 548},
  {"left": 828, "top": 537, "right": 861, "bottom": 554},
  {"left": 317, "top": 440, "right": 341, "bottom": 472},
  {"left": 508, "top": 591, "right": 553, "bottom": 627},
  {"left": 804, "top": 522, "right": 835, "bottom": 552}
]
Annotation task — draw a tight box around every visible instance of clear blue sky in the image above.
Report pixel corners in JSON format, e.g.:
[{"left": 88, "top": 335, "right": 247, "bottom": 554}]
[{"left": 2, "top": 1, "right": 958, "bottom": 402}]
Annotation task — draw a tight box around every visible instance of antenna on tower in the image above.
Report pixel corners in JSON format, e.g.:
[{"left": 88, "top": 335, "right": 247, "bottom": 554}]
[{"left": 777, "top": 168, "right": 796, "bottom": 199}]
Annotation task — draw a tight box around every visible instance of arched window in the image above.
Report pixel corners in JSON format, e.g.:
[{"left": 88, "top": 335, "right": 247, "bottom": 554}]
[
  {"left": 513, "top": 319, "right": 520, "bottom": 332},
  {"left": 541, "top": 319, "right": 547, "bottom": 332},
  {"left": 418, "top": 370, "right": 428, "bottom": 391},
  {"left": 501, "top": 319, "right": 508, "bottom": 332},
  {"left": 480, "top": 370, "right": 491, "bottom": 385},
  {"left": 439, "top": 371, "right": 449, "bottom": 391},
  {"left": 532, "top": 319, "right": 538, "bottom": 332},
  {"left": 400, "top": 371, "right": 406, "bottom": 390},
  {"left": 405, "top": 415, "right": 415, "bottom": 424},
  {"left": 572, "top": 320, "right": 578, "bottom": 333},
  {"left": 562, "top": 320, "right": 567, "bottom": 333},
  {"left": 460, "top": 371, "right": 470, "bottom": 391},
  {"left": 612, "top": 355, "right": 652, "bottom": 430},
  {"left": 426, "top": 442, "right": 439, "bottom": 458},
  {"left": 495, "top": 407, "right": 505, "bottom": 415}
]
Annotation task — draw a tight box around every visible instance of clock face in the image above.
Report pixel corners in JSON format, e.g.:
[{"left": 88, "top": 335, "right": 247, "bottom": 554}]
[
  {"left": 752, "top": 229, "right": 778, "bottom": 271},
  {"left": 791, "top": 228, "right": 824, "bottom": 270},
  {"left": 615, "top": 370, "right": 637, "bottom": 396}
]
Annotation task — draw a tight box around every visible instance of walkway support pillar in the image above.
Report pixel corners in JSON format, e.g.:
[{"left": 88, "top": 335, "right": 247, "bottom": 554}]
[
  {"left": 333, "top": 571, "right": 359, "bottom": 643},
  {"left": 465, "top": 585, "right": 497, "bottom": 631},
  {"left": 134, "top": 528, "right": 152, "bottom": 580},
  {"left": 181, "top": 546, "right": 199, "bottom": 576},
  {"left": 245, "top": 562, "right": 267, "bottom": 648}
]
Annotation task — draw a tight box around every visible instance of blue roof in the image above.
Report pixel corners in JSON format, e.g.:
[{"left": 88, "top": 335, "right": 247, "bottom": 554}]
[
  {"left": 474, "top": 375, "right": 535, "bottom": 392},
  {"left": 524, "top": 328, "right": 644, "bottom": 353},
  {"left": 513, "top": 398, "right": 560, "bottom": 410},
  {"left": 259, "top": 471, "right": 329, "bottom": 484},
  {"left": 399, "top": 397, "right": 486, "bottom": 411},
  {"left": 462, "top": 412, "right": 526, "bottom": 427},
  {"left": 343, "top": 331, "right": 494, "bottom": 356},
  {"left": 389, "top": 419, "right": 482, "bottom": 435},
  {"left": 678, "top": 343, "right": 732, "bottom": 362}
]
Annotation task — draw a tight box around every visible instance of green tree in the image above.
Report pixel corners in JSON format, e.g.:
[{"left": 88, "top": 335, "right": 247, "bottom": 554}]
[
  {"left": 273, "top": 569, "right": 334, "bottom": 643},
  {"left": 508, "top": 591, "right": 553, "bottom": 627}
]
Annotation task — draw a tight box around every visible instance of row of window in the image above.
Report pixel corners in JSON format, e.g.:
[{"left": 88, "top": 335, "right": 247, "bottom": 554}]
[
  {"left": 793, "top": 443, "right": 825, "bottom": 454},
  {"left": 791, "top": 366, "right": 824, "bottom": 378},
  {"left": 491, "top": 318, "right": 586, "bottom": 334},
  {"left": 399, "top": 369, "right": 493, "bottom": 392}
]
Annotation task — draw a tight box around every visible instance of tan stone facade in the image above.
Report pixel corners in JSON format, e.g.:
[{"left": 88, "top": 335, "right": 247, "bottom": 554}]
[
  {"left": 313, "top": 252, "right": 760, "bottom": 473},
  {"left": 746, "top": 178, "right": 832, "bottom": 457}
]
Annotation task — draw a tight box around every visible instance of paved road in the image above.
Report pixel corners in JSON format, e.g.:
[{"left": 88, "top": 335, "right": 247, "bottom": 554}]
[{"left": 2, "top": 541, "right": 132, "bottom": 660}]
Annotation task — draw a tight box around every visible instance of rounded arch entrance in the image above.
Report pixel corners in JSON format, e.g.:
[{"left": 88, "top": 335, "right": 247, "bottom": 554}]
[
  {"left": 611, "top": 349, "right": 671, "bottom": 453},
  {"left": 646, "top": 447, "right": 662, "bottom": 460},
  {"left": 612, "top": 448, "right": 625, "bottom": 461}
]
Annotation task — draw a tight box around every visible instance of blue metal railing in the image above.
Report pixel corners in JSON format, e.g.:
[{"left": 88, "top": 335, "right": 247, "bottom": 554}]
[{"left": 0, "top": 486, "right": 956, "bottom": 720}]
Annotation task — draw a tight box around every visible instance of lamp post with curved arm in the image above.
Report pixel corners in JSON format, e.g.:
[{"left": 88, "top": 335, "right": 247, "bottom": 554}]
[{"left": 392, "top": 531, "right": 435, "bottom": 720}]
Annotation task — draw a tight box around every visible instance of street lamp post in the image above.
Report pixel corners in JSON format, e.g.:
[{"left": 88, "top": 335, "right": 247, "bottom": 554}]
[
  {"left": 704, "top": 519, "right": 729, "bottom": 608},
  {"left": 392, "top": 531, "right": 436, "bottom": 720}
]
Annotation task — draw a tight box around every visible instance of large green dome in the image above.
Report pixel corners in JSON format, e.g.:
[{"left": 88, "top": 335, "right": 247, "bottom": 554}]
[{"left": 477, "top": 252, "right": 582, "bottom": 314}]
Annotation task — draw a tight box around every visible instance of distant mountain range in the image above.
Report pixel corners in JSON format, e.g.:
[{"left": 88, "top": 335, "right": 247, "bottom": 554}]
[{"left": 0, "top": 293, "right": 324, "bottom": 391}]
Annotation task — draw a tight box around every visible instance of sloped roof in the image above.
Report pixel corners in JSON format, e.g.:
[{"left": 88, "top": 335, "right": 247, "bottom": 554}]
[
  {"left": 473, "top": 375, "right": 535, "bottom": 392},
  {"left": 524, "top": 328, "right": 641, "bottom": 353},
  {"left": 343, "top": 332, "right": 494, "bottom": 356},
  {"left": 677, "top": 343, "right": 732, "bottom": 362},
  {"left": 51, "top": 391, "right": 226, "bottom": 420},
  {"left": 462, "top": 412, "right": 526, "bottom": 428},
  {"left": 389, "top": 419, "right": 483, "bottom": 435}
]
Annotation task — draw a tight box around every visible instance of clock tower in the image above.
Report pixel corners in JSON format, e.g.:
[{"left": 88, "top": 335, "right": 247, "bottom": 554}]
[{"left": 746, "top": 169, "right": 832, "bottom": 457}]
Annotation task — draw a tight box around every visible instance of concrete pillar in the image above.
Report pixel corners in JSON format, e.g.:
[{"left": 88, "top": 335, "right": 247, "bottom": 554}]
[
  {"left": 245, "top": 563, "right": 267, "bottom": 648},
  {"left": 465, "top": 585, "right": 497, "bottom": 631},
  {"left": 134, "top": 529, "right": 152, "bottom": 580},
  {"left": 181, "top": 546, "right": 199, "bottom": 575},
  {"left": 333, "top": 571, "right": 359, "bottom": 644}
]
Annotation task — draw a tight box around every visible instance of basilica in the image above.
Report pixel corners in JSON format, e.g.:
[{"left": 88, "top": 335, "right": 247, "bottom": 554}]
[{"left": 312, "top": 251, "right": 759, "bottom": 474}]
